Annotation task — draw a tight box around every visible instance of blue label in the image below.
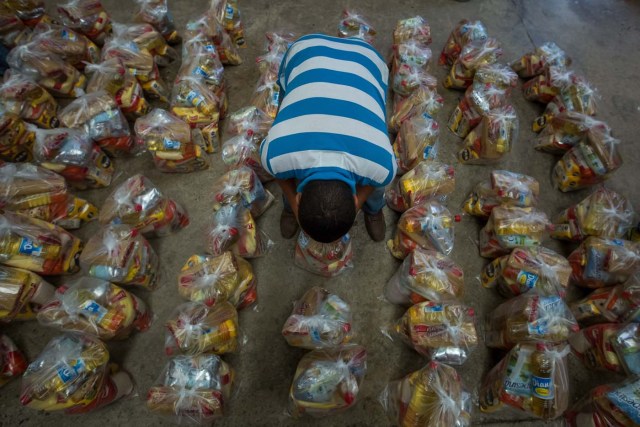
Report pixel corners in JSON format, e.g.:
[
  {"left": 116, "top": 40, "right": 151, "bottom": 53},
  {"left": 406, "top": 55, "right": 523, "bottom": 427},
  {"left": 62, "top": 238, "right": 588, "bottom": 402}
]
[
  {"left": 56, "top": 359, "right": 85, "bottom": 384},
  {"left": 225, "top": 4, "right": 234, "bottom": 19},
  {"left": 163, "top": 138, "right": 181, "bottom": 150},
  {"left": 423, "top": 304, "right": 443, "bottom": 313},
  {"left": 517, "top": 271, "right": 539, "bottom": 289},
  {"left": 19, "top": 238, "right": 42, "bottom": 256},
  {"left": 607, "top": 380, "right": 640, "bottom": 424},
  {"left": 423, "top": 146, "right": 432, "bottom": 159},
  {"left": 192, "top": 67, "right": 208, "bottom": 77},
  {"left": 531, "top": 375, "right": 554, "bottom": 400}
]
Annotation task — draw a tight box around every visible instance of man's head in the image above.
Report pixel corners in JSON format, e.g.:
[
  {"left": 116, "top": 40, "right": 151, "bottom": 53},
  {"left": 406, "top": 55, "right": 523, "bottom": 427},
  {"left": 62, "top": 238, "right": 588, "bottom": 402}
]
[{"left": 297, "top": 180, "right": 356, "bottom": 243}]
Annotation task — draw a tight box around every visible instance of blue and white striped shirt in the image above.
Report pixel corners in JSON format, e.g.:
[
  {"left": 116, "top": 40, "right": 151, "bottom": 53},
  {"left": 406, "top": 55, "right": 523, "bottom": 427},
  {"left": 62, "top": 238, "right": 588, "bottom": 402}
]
[{"left": 260, "top": 34, "right": 396, "bottom": 193}]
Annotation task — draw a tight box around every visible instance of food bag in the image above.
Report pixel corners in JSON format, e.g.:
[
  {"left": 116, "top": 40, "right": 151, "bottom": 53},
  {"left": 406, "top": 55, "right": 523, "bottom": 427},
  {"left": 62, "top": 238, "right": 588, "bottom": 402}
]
[
  {"left": 569, "top": 323, "right": 622, "bottom": 373},
  {"left": 553, "top": 130, "right": 622, "bottom": 192},
  {"left": 393, "top": 16, "right": 431, "bottom": 45},
  {"left": 0, "top": 6, "right": 31, "bottom": 48},
  {"left": 385, "top": 301, "right": 477, "bottom": 365},
  {"left": 184, "top": 15, "right": 241, "bottom": 65},
  {"left": 568, "top": 237, "right": 640, "bottom": 288},
  {"left": 146, "top": 354, "right": 233, "bottom": 424},
  {"left": 380, "top": 361, "right": 471, "bottom": 427},
  {"left": 80, "top": 224, "right": 159, "bottom": 290},
  {"left": 30, "top": 126, "right": 114, "bottom": 189},
  {"left": 443, "top": 38, "right": 502, "bottom": 90},
  {"left": 178, "top": 35, "right": 226, "bottom": 99},
  {"left": 211, "top": 167, "right": 274, "bottom": 218},
  {"left": 394, "top": 113, "right": 439, "bottom": 175},
  {"left": 133, "top": 0, "right": 181, "bottom": 44},
  {"left": 224, "top": 106, "right": 273, "bottom": 144},
  {"left": 337, "top": 10, "right": 376, "bottom": 43},
  {"left": 4, "top": 0, "right": 50, "bottom": 27},
  {"left": 385, "top": 247, "right": 464, "bottom": 305},
  {"left": 391, "top": 42, "right": 433, "bottom": 96},
  {"left": 534, "top": 74, "right": 598, "bottom": 132},
  {"left": 165, "top": 301, "right": 239, "bottom": 356},
  {"left": 388, "top": 201, "right": 456, "bottom": 259},
  {"left": 0, "top": 334, "right": 27, "bottom": 387},
  {"left": 0, "top": 211, "right": 83, "bottom": 275},
  {"left": 112, "top": 22, "right": 177, "bottom": 67},
  {"left": 612, "top": 323, "right": 640, "bottom": 376},
  {"left": 481, "top": 246, "right": 571, "bottom": 298},
  {"left": 389, "top": 85, "right": 444, "bottom": 134},
  {"left": 282, "top": 286, "right": 352, "bottom": 349},
  {"left": 0, "top": 111, "right": 35, "bottom": 162},
  {"left": 294, "top": 231, "right": 353, "bottom": 278},
  {"left": 6, "top": 43, "right": 86, "bottom": 98},
  {"left": 479, "top": 342, "right": 570, "bottom": 420},
  {"left": 206, "top": 204, "right": 273, "bottom": 258},
  {"left": 484, "top": 294, "right": 578, "bottom": 349},
  {"left": 552, "top": 187, "right": 635, "bottom": 242},
  {"left": 20, "top": 332, "right": 133, "bottom": 413},
  {"left": 535, "top": 111, "right": 609, "bottom": 154},
  {"left": 221, "top": 134, "right": 272, "bottom": 183},
  {"left": 250, "top": 74, "right": 280, "bottom": 119},
  {"left": 30, "top": 23, "right": 100, "bottom": 69},
  {"left": 210, "top": 0, "right": 245, "bottom": 48},
  {"left": 440, "top": 19, "right": 488, "bottom": 66},
  {"left": 521, "top": 66, "right": 572, "bottom": 105},
  {"left": 0, "top": 163, "right": 98, "bottom": 229},
  {"left": 0, "top": 265, "right": 55, "bottom": 322},
  {"left": 385, "top": 161, "right": 456, "bottom": 213},
  {"left": 85, "top": 58, "right": 150, "bottom": 120},
  {"left": 458, "top": 104, "right": 518, "bottom": 164},
  {"left": 479, "top": 206, "right": 550, "bottom": 259},
  {"left": 59, "top": 91, "right": 135, "bottom": 157},
  {"left": 99, "top": 174, "right": 190, "bottom": 237},
  {"left": 570, "top": 275, "right": 640, "bottom": 325},
  {"left": 289, "top": 344, "right": 367, "bottom": 418},
  {"left": 463, "top": 170, "right": 539, "bottom": 218},
  {"left": 37, "top": 277, "right": 151, "bottom": 340},
  {"left": 511, "top": 42, "right": 570, "bottom": 79},
  {"left": 0, "top": 73, "right": 59, "bottom": 128},
  {"left": 566, "top": 377, "right": 640, "bottom": 426},
  {"left": 57, "top": 0, "right": 112, "bottom": 45}
]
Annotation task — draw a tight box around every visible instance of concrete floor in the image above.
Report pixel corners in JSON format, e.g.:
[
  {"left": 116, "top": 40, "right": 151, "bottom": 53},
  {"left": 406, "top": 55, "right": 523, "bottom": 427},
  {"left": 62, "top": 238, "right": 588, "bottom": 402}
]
[{"left": 2, "top": 0, "right": 640, "bottom": 426}]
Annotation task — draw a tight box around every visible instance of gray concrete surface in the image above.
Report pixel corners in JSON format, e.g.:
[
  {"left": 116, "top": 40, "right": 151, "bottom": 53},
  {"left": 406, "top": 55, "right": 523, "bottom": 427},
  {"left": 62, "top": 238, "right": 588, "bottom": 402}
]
[{"left": 2, "top": 0, "right": 640, "bottom": 426}]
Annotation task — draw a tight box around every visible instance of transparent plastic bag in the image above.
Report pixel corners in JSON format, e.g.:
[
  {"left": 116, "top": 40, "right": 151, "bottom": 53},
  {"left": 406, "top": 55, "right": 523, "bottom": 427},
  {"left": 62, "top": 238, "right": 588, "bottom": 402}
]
[
  {"left": 20, "top": 332, "right": 133, "bottom": 413},
  {"left": 511, "top": 42, "right": 571, "bottom": 79},
  {"left": 221, "top": 134, "right": 273, "bottom": 183},
  {"left": 165, "top": 301, "right": 239, "bottom": 356},
  {"left": 0, "top": 163, "right": 97, "bottom": 229},
  {"left": 394, "top": 113, "right": 439, "bottom": 175},
  {"left": 112, "top": 22, "right": 177, "bottom": 67},
  {"left": 380, "top": 361, "right": 471, "bottom": 427},
  {"left": 565, "top": 377, "right": 640, "bottom": 426},
  {"left": 0, "top": 7, "right": 31, "bottom": 48},
  {"left": 570, "top": 275, "right": 640, "bottom": 325},
  {"left": 30, "top": 22, "right": 101, "bottom": 69},
  {"left": 224, "top": 106, "right": 273, "bottom": 144},
  {"left": 384, "top": 301, "right": 477, "bottom": 364},
  {"left": 80, "top": 224, "right": 159, "bottom": 290},
  {"left": 178, "top": 35, "right": 226, "bottom": 97},
  {"left": 294, "top": 231, "right": 353, "bottom": 278},
  {"left": 0, "top": 73, "right": 59, "bottom": 129},
  {"left": 553, "top": 129, "right": 622, "bottom": 192},
  {"left": 536, "top": 111, "right": 609, "bottom": 154},
  {"left": 7, "top": 43, "right": 86, "bottom": 98},
  {"left": 178, "top": 251, "right": 256, "bottom": 309},
  {"left": 288, "top": 344, "right": 367, "bottom": 418},
  {"left": 568, "top": 237, "right": 640, "bottom": 288},
  {"left": 392, "top": 69, "right": 437, "bottom": 98},
  {"left": 134, "top": 108, "right": 210, "bottom": 173},
  {"left": 265, "top": 31, "right": 296, "bottom": 54},
  {"left": 439, "top": 19, "right": 488, "bottom": 66},
  {"left": 389, "top": 85, "right": 444, "bottom": 134},
  {"left": 184, "top": 15, "right": 241, "bottom": 65},
  {"left": 30, "top": 126, "right": 114, "bottom": 189},
  {"left": 4, "top": 0, "right": 49, "bottom": 28},
  {"left": 211, "top": 167, "right": 274, "bottom": 218},
  {"left": 479, "top": 206, "right": 550, "bottom": 258},
  {"left": 282, "top": 286, "right": 352, "bottom": 349},
  {"left": 444, "top": 38, "right": 502, "bottom": 90},
  {"left": 484, "top": 294, "right": 578, "bottom": 349},
  {"left": 552, "top": 187, "right": 635, "bottom": 242},
  {"left": 458, "top": 104, "right": 518, "bottom": 164},
  {"left": 0, "top": 110, "right": 35, "bottom": 162},
  {"left": 59, "top": 91, "right": 135, "bottom": 157},
  {"left": 479, "top": 342, "right": 570, "bottom": 420},
  {"left": 0, "top": 211, "right": 83, "bottom": 275},
  {"left": 146, "top": 354, "right": 233, "bottom": 425},
  {"left": 133, "top": 0, "right": 181, "bottom": 45},
  {"left": 385, "top": 161, "right": 456, "bottom": 212},
  {"left": 385, "top": 247, "right": 464, "bottom": 305},
  {"left": 250, "top": 74, "right": 280, "bottom": 119},
  {"left": 612, "top": 323, "right": 640, "bottom": 376},
  {"left": 393, "top": 16, "right": 431, "bottom": 45},
  {"left": 210, "top": 0, "right": 245, "bottom": 48},
  {"left": 0, "top": 265, "right": 55, "bottom": 322},
  {"left": 534, "top": 74, "right": 598, "bottom": 132},
  {"left": 85, "top": 58, "right": 150, "bottom": 120},
  {"left": 57, "top": 0, "right": 112, "bottom": 45},
  {"left": 391, "top": 43, "right": 433, "bottom": 96},
  {"left": 337, "top": 10, "right": 376, "bottom": 43},
  {"left": 0, "top": 334, "right": 27, "bottom": 388},
  {"left": 481, "top": 246, "right": 571, "bottom": 298},
  {"left": 569, "top": 323, "right": 623, "bottom": 373},
  {"left": 37, "top": 277, "right": 151, "bottom": 340},
  {"left": 388, "top": 201, "right": 456, "bottom": 259},
  {"left": 170, "top": 76, "right": 222, "bottom": 153},
  {"left": 206, "top": 204, "right": 274, "bottom": 258},
  {"left": 463, "top": 170, "right": 539, "bottom": 218},
  {"left": 99, "top": 174, "right": 190, "bottom": 237},
  {"left": 522, "top": 66, "right": 573, "bottom": 105}
]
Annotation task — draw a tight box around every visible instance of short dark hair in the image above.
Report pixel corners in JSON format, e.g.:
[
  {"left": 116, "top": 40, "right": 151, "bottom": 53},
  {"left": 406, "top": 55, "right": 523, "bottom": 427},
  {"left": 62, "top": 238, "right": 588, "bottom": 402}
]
[{"left": 298, "top": 180, "right": 356, "bottom": 243}]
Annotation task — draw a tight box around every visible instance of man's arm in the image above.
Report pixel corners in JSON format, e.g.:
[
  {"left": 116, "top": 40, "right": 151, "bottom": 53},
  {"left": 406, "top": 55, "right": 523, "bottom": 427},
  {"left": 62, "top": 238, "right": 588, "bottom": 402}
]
[
  {"left": 355, "top": 185, "right": 376, "bottom": 211},
  {"left": 276, "top": 178, "right": 299, "bottom": 217}
]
